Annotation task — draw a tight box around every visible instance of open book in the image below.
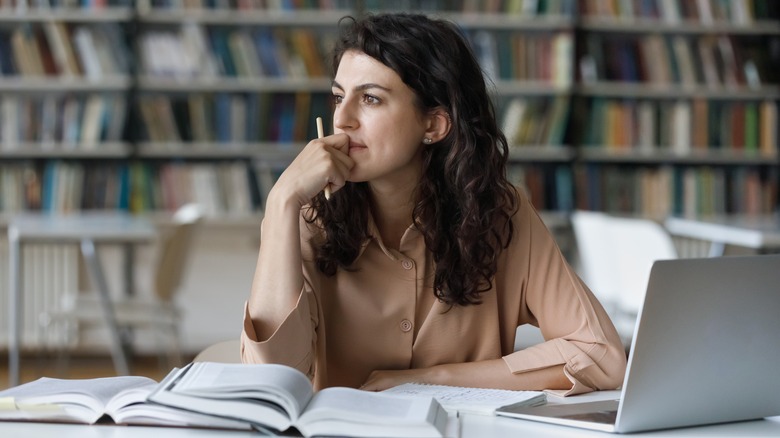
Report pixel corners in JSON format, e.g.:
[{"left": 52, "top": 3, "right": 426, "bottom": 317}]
[
  {"left": 147, "top": 362, "right": 450, "bottom": 437},
  {"left": 383, "top": 382, "right": 546, "bottom": 415},
  {"left": 0, "top": 373, "right": 249, "bottom": 430}
]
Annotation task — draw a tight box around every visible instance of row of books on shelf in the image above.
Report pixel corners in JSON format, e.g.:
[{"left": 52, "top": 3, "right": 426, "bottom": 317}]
[
  {"left": 581, "top": 33, "right": 774, "bottom": 88},
  {"left": 3, "top": 160, "right": 569, "bottom": 215},
  {"left": 130, "top": 161, "right": 261, "bottom": 215},
  {"left": 139, "top": 24, "right": 573, "bottom": 84},
  {"left": 3, "top": 159, "right": 778, "bottom": 217},
  {"left": 137, "top": 0, "right": 575, "bottom": 14},
  {"left": 581, "top": 0, "right": 777, "bottom": 24},
  {"left": 413, "top": 0, "right": 573, "bottom": 14},
  {"left": 0, "top": 0, "right": 131, "bottom": 9},
  {"left": 508, "top": 163, "right": 573, "bottom": 212},
  {"left": 0, "top": 160, "right": 272, "bottom": 214},
  {"left": 500, "top": 96, "right": 569, "bottom": 146},
  {"left": 583, "top": 98, "right": 777, "bottom": 154},
  {"left": 142, "top": 93, "right": 571, "bottom": 148},
  {"left": 1, "top": 94, "right": 774, "bottom": 156},
  {"left": 0, "top": 94, "right": 126, "bottom": 147},
  {"left": 0, "top": 22, "right": 128, "bottom": 79},
  {"left": 469, "top": 30, "right": 572, "bottom": 85},
  {"left": 1, "top": 0, "right": 774, "bottom": 22},
  {"left": 138, "top": 0, "right": 350, "bottom": 10},
  {"left": 133, "top": 0, "right": 772, "bottom": 20},
  {"left": 140, "top": 25, "right": 330, "bottom": 80},
  {"left": 0, "top": 161, "right": 133, "bottom": 212},
  {"left": 575, "top": 164, "right": 779, "bottom": 217},
  {"left": 504, "top": 162, "right": 777, "bottom": 216},
  {"left": 139, "top": 92, "right": 330, "bottom": 143}
]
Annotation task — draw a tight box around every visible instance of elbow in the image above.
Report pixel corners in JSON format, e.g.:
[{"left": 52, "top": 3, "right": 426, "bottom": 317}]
[
  {"left": 595, "top": 340, "right": 628, "bottom": 390},
  {"left": 571, "top": 339, "right": 627, "bottom": 392}
]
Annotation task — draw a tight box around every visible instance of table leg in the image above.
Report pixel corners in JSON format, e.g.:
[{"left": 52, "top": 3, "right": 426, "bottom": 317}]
[
  {"left": 8, "top": 229, "right": 21, "bottom": 387},
  {"left": 123, "top": 243, "right": 135, "bottom": 297},
  {"left": 79, "top": 239, "right": 130, "bottom": 376}
]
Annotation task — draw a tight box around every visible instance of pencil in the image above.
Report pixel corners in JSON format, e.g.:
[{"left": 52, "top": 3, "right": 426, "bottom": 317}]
[{"left": 316, "top": 117, "right": 331, "bottom": 200}]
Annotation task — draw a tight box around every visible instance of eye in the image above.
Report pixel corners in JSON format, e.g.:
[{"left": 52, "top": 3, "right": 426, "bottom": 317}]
[
  {"left": 362, "top": 94, "right": 381, "bottom": 105},
  {"left": 331, "top": 94, "right": 343, "bottom": 105}
]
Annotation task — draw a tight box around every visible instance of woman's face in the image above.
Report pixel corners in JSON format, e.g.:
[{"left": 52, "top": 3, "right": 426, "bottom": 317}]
[{"left": 332, "top": 50, "right": 430, "bottom": 187}]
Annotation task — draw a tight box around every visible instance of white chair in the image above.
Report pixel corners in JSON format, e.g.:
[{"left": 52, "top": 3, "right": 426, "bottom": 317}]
[
  {"left": 570, "top": 210, "right": 678, "bottom": 347},
  {"left": 46, "top": 203, "right": 204, "bottom": 371}
]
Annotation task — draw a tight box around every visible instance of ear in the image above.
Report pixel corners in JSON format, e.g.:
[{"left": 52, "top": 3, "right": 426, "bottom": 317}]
[{"left": 423, "top": 107, "right": 451, "bottom": 144}]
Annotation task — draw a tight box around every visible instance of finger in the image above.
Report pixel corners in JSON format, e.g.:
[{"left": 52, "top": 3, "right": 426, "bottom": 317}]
[
  {"left": 327, "top": 160, "right": 353, "bottom": 198},
  {"left": 335, "top": 149, "right": 356, "bottom": 173},
  {"left": 329, "top": 150, "right": 354, "bottom": 172},
  {"left": 326, "top": 132, "right": 351, "bottom": 154}
]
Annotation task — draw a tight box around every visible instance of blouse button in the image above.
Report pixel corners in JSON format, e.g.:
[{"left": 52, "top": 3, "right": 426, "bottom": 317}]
[
  {"left": 400, "top": 319, "right": 413, "bottom": 332},
  {"left": 401, "top": 259, "right": 414, "bottom": 270}
]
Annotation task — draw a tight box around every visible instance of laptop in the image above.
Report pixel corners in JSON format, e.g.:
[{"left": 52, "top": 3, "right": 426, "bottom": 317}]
[{"left": 496, "top": 254, "right": 780, "bottom": 433}]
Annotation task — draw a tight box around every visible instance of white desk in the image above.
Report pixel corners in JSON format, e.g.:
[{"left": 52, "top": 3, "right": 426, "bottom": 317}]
[
  {"left": 462, "top": 414, "right": 780, "bottom": 437},
  {"left": 0, "top": 390, "right": 779, "bottom": 438},
  {"left": 664, "top": 215, "right": 780, "bottom": 257},
  {"left": 7, "top": 213, "right": 156, "bottom": 387}
]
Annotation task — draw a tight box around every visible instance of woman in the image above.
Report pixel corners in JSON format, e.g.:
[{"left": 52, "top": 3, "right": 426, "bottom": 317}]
[{"left": 241, "top": 13, "right": 626, "bottom": 396}]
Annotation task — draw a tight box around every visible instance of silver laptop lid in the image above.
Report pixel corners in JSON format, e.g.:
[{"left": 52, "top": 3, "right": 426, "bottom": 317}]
[{"left": 616, "top": 254, "right": 780, "bottom": 433}]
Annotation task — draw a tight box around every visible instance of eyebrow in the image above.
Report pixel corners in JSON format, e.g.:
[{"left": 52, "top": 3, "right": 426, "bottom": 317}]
[{"left": 331, "top": 80, "right": 392, "bottom": 93}]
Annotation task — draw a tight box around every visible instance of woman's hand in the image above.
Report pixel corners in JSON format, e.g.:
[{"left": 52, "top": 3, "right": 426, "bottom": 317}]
[{"left": 270, "top": 132, "right": 354, "bottom": 207}]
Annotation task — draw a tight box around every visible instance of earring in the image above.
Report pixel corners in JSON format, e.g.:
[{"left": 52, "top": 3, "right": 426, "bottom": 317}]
[{"left": 423, "top": 138, "right": 432, "bottom": 144}]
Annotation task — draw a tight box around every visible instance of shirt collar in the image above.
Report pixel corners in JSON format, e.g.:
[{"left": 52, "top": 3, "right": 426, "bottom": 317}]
[{"left": 361, "top": 211, "right": 421, "bottom": 261}]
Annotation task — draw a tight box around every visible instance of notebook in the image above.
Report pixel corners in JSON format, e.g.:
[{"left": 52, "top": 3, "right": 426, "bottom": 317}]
[{"left": 496, "top": 254, "right": 780, "bottom": 433}]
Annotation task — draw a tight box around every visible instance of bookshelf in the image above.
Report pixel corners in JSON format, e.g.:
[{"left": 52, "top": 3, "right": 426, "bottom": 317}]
[
  {"left": 0, "top": 0, "right": 777, "bottom": 222},
  {"left": 0, "top": 3, "right": 133, "bottom": 214},
  {"left": 573, "top": 0, "right": 779, "bottom": 218},
  {"left": 128, "top": 3, "right": 348, "bottom": 218}
]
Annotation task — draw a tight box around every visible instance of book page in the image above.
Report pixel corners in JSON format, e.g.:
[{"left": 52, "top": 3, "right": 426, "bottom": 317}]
[
  {"left": 297, "top": 387, "right": 447, "bottom": 438},
  {"left": 383, "top": 383, "right": 546, "bottom": 415},
  {"left": 148, "top": 364, "right": 302, "bottom": 431},
  {"left": 305, "top": 388, "right": 415, "bottom": 422},
  {"left": 0, "top": 395, "right": 69, "bottom": 421},
  {"left": 105, "top": 384, "right": 251, "bottom": 430},
  {"left": 0, "top": 376, "right": 156, "bottom": 424},
  {"left": 169, "top": 362, "right": 313, "bottom": 420}
]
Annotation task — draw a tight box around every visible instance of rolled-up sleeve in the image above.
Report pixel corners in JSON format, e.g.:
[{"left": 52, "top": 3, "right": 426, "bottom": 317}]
[
  {"left": 240, "top": 286, "right": 317, "bottom": 378},
  {"left": 500, "top": 192, "right": 627, "bottom": 396}
]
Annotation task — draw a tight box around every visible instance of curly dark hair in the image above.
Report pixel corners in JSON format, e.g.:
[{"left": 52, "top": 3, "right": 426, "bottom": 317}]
[{"left": 305, "top": 13, "right": 518, "bottom": 306}]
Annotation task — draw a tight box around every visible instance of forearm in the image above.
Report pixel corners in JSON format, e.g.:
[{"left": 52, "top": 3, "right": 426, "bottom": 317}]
[
  {"left": 247, "top": 189, "right": 306, "bottom": 340},
  {"left": 432, "top": 359, "right": 570, "bottom": 391},
  {"left": 247, "top": 132, "right": 353, "bottom": 341},
  {"left": 361, "top": 359, "right": 570, "bottom": 392}
]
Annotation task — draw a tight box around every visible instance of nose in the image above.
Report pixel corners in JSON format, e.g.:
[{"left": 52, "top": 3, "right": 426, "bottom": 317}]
[{"left": 333, "top": 96, "right": 358, "bottom": 132}]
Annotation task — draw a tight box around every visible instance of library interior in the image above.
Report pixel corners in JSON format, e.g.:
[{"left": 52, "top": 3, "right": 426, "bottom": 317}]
[{"left": 0, "top": 1, "right": 778, "bottom": 434}]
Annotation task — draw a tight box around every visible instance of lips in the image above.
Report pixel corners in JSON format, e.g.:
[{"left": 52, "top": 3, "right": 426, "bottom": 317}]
[{"left": 348, "top": 142, "right": 367, "bottom": 153}]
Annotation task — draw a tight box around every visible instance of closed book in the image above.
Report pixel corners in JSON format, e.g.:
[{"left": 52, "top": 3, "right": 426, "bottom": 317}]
[
  {"left": 743, "top": 101, "right": 758, "bottom": 153},
  {"left": 759, "top": 100, "right": 777, "bottom": 156}
]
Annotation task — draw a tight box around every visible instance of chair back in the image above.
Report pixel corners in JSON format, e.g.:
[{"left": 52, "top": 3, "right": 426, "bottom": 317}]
[
  {"left": 571, "top": 210, "right": 678, "bottom": 314},
  {"left": 154, "top": 203, "right": 204, "bottom": 301}
]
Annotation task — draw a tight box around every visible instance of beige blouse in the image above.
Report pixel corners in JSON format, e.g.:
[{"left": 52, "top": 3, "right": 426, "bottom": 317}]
[{"left": 241, "top": 189, "right": 626, "bottom": 395}]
